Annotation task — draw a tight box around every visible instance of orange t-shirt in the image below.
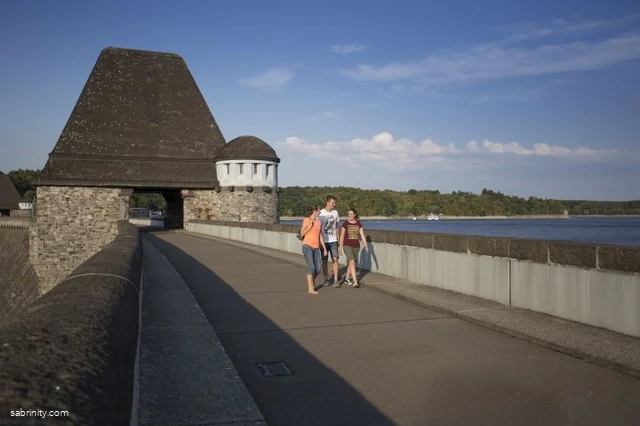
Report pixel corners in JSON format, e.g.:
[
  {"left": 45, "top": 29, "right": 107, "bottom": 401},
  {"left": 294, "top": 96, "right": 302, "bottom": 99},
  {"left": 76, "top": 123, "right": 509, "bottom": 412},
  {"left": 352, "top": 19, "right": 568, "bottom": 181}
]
[{"left": 302, "top": 218, "right": 321, "bottom": 249}]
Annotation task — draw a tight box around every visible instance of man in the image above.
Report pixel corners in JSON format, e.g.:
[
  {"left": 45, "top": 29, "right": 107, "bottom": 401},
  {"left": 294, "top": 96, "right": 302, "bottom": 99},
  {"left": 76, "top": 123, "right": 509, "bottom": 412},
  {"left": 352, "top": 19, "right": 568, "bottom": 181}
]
[{"left": 318, "top": 195, "right": 340, "bottom": 287}]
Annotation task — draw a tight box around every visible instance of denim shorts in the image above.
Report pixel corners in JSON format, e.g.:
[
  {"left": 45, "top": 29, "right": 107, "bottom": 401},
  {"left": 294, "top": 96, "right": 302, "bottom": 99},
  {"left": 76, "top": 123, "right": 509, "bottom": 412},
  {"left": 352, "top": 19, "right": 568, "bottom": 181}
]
[
  {"left": 302, "top": 244, "right": 322, "bottom": 275},
  {"left": 321, "top": 241, "right": 339, "bottom": 261}
]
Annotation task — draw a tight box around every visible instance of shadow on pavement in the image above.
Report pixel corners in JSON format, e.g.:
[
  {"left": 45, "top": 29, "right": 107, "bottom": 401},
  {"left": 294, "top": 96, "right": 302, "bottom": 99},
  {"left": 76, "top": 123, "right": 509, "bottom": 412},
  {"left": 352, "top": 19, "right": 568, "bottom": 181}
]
[
  {"left": 143, "top": 231, "right": 394, "bottom": 426},
  {"left": 357, "top": 236, "right": 378, "bottom": 282}
]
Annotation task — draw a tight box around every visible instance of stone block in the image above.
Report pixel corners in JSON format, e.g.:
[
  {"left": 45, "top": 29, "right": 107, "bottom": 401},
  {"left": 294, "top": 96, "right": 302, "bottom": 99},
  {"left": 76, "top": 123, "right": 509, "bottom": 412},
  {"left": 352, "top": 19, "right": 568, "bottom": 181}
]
[
  {"left": 364, "top": 229, "right": 386, "bottom": 244},
  {"left": 598, "top": 246, "right": 640, "bottom": 273},
  {"left": 406, "top": 232, "right": 434, "bottom": 249},
  {"left": 433, "top": 233, "right": 469, "bottom": 253},
  {"left": 509, "top": 239, "right": 548, "bottom": 263},
  {"left": 549, "top": 242, "right": 597, "bottom": 269},
  {"left": 468, "top": 236, "right": 510, "bottom": 258},
  {"left": 385, "top": 231, "right": 408, "bottom": 246}
]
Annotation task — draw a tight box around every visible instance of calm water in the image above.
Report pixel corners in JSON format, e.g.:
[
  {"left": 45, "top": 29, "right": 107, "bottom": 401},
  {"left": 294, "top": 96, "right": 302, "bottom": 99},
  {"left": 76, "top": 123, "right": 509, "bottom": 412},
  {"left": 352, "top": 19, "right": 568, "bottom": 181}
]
[{"left": 282, "top": 217, "right": 640, "bottom": 247}]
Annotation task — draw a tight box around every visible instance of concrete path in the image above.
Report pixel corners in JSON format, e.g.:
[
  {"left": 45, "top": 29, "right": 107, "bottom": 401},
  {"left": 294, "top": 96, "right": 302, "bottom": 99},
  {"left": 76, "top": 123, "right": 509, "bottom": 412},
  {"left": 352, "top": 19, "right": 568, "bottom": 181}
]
[{"left": 144, "top": 230, "right": 640, "bottom": 426}]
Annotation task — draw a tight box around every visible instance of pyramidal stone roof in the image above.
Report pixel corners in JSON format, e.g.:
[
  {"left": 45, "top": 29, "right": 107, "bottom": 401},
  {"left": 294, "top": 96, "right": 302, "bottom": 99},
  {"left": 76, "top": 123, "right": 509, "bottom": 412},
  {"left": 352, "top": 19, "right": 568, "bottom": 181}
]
[
  {"left": 38, "top": 47, "right": 227, "bottom": 189},
  {"left": 0, "top": 171, "right": 21, "bottom": 210}
]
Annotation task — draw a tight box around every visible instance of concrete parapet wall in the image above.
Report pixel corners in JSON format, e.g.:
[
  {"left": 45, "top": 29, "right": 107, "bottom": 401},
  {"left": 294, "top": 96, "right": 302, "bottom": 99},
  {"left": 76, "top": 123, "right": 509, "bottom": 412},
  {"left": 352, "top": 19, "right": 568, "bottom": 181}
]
[
  {"left": 0, "top": 221, "right": 142, "bottom": 426},
  {"left": 189, "top": 220, "right": 640, "bottom": 337},
  {"left": 129, "top": 217, "right": 165, "bottom": 227}
]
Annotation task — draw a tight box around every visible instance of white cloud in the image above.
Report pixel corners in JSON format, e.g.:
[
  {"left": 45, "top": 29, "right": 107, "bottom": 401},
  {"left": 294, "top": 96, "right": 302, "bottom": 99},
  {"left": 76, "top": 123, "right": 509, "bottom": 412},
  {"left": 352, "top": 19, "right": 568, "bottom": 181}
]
[
  {"left": 482, "top": 140, "right": 533, "bottom": 155},
  {"left": 309, "top": 110, "right": 340, "bottom": 120},
  {"left": 278, "top": 132, "right": 625, "bottom": 172},
  {"left": 342, "top": 33, "right": 640, "bottom": 84},
  {"left": 280, "top": 132, "right": 456, "bottom": 170},
  {"left": 341, "top": 14, "right": 640, "bottom": 85},
  {"left": 240, "top": 68, "right": 293, "bottom": 88},
  {"left": 331, "top": 43, "right": 368, "bottom": 54},
  {"left": 476, "top": 140, "right": 617, "bottom": 157},
  {"left": 495, "top": 14, "right": 640, "bottom": 43}
]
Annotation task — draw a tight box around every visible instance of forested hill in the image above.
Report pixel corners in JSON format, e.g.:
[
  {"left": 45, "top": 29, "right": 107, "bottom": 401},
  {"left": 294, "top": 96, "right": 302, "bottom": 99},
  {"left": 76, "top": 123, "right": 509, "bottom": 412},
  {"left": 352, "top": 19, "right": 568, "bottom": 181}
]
[
  {"left": 5, "top": 169, "right": 640, "bottom": 216},
  {"left": 279, "top": 186, "right": 640, "bottom": 217}
]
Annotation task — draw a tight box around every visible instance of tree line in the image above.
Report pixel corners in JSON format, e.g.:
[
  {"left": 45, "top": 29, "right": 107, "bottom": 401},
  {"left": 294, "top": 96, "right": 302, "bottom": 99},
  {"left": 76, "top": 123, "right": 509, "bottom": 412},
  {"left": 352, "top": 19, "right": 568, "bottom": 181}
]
[
  {"left": 6, "top": 169, "right": 639, "bottom": 216},
  {"left": 278, "top": 186, "right": 640, "bottom": 217}
]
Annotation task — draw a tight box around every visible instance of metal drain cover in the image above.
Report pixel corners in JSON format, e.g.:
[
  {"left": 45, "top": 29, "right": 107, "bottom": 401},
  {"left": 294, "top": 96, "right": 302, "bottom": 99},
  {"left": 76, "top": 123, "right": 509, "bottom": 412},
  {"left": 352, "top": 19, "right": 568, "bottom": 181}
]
[{"left": 257, "top": 361, "right": 293, "bottom": 377}]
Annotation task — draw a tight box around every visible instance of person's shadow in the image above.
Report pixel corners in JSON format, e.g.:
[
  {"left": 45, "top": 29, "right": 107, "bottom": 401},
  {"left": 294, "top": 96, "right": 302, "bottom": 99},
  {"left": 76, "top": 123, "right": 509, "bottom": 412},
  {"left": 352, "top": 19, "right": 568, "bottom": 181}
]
[{"left": 357, "top": 236, "right": 378, "bottom": 282}]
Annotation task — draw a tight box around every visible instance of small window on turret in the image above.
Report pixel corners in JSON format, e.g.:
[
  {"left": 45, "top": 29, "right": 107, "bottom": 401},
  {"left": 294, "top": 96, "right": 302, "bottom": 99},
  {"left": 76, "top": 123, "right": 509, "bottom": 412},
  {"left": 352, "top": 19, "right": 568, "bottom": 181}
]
[
  {"left": 225, "top": 164, "right": 230, "bottom": 175},
  {"left": 239, "top": 164, "right": 244, "bottom": 174},
  {"left": 253, "top": 163, "right": 258, "bottom": 175},
  {"left": 266, "top": 165, "right": 270, "bottom": 177}
]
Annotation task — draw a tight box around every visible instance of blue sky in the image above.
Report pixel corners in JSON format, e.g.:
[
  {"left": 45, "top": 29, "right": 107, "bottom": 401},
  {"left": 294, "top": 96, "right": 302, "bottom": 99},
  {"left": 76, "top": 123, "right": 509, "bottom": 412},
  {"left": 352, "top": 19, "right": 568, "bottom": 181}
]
[{"left": 1, "top": 0, "right": 639, "bottom": 200}]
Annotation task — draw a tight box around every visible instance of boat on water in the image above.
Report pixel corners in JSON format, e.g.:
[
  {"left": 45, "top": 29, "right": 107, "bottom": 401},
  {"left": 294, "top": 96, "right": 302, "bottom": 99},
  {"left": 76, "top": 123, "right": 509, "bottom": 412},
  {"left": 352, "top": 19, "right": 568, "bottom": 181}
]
[{"left": 427, "top": 213, "right": 442, "bottom": 221}]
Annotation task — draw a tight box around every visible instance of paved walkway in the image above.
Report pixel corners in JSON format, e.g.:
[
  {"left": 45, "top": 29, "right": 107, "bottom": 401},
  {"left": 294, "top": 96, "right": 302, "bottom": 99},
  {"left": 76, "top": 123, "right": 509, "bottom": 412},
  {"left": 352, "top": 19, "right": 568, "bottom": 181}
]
[{"left": 142, "top": 230, "right": 640, "bottom": 426}]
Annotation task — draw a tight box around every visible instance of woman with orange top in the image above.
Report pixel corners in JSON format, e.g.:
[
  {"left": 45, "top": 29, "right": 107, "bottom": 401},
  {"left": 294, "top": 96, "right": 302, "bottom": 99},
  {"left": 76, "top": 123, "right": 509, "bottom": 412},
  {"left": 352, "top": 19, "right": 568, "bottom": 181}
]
[{"left": 299, "top": 206, "right": 326, "bottom": 295}]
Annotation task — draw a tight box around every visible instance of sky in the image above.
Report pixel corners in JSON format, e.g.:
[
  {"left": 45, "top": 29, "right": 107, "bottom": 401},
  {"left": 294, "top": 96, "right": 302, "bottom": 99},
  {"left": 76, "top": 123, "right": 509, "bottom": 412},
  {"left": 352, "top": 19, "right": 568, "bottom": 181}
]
[{"left": 1, "top": 0, "right": 639, "bottom": 201}]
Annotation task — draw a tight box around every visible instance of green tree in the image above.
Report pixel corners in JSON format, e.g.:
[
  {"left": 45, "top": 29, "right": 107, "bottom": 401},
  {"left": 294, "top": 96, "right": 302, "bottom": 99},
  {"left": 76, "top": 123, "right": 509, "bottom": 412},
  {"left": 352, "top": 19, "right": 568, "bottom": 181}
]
[
  {"left": 8, "top": 169, "right": 41, "bottom": 198},
  {"left": 277, "top": 186, "right": 627, "bottom": 217},
  {"left": 131, "top": 193, "right": 166, "bottom": 210},
  {"left": 22, "top": 189, "right": 35, "bottom": 202}
]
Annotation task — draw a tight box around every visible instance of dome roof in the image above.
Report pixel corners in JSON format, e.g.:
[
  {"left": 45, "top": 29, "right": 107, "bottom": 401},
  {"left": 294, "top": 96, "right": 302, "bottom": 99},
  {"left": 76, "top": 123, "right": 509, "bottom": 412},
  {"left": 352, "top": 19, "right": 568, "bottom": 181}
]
[{"left": 216, "top": 135, "right": 280, "bottom": 163}]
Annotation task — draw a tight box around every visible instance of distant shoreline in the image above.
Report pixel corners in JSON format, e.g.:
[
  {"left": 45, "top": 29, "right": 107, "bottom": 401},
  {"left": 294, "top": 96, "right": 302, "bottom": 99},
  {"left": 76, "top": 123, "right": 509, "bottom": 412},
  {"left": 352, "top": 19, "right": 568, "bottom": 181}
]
[{"left": 279, "top": 214, "right": 640, "bottom": 221}]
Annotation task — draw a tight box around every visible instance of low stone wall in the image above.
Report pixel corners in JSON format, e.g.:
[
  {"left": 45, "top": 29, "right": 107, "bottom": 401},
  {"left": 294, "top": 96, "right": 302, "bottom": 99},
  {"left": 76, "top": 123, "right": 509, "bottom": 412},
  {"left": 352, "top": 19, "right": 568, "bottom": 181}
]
[
  {"left": 0, "top": 221, "right": 142, "bottom": 426},
  {"left": 9, "top": 209, "right": 32, "bottom": 218},
  {"left": 189, "top": 220, "right": 640, "bottom": 337},
  {"left": 0, "top": 220, "right": 38, "bottom": 326},
  {"left": 0, "top": 217, "right": 32, "bottom": 229}
]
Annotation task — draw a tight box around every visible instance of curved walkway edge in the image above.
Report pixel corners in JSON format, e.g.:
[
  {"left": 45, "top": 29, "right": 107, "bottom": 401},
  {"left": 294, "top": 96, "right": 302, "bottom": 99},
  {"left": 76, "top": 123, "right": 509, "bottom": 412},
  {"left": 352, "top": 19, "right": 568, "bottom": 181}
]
[
  {"left": 135, "top": 237, "right": 267, "bottom": 426},
  {"left": 180, "top": 230, "right": 640, "bottom": 381}
]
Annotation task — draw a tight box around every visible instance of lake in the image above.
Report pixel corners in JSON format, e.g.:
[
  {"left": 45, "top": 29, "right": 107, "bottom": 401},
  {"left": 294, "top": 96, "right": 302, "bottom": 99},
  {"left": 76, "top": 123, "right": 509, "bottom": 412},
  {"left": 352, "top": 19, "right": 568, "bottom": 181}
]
[{"left": 281, "top": 216, "right": 640, "bottom": 247}]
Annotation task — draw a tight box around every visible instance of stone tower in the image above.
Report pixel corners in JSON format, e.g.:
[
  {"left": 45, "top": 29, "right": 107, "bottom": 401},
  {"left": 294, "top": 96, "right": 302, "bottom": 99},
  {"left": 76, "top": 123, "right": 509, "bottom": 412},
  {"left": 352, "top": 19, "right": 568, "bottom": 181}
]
[
  {"left": 184, "top": 135, "right": 281, "bottom": 226},
  {"left": 31, "top": 47, "right": 282, "bottom": 294}
]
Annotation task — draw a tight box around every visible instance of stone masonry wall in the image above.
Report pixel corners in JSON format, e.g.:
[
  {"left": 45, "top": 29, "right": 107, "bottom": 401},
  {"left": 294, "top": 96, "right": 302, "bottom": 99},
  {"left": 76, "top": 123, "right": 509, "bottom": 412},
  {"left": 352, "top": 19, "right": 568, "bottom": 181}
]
[
  {"left": 184, "top": 190, "right": 219, "bottom": 228},
  {"left": 31, "top": 186, "right": 126, "bottom": 294},
  {"left": 10, "top": 209, "right": 32, "bottom": 218},
  {"left": 184, "top": 188, "right": 278, "bottom": 229}
]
